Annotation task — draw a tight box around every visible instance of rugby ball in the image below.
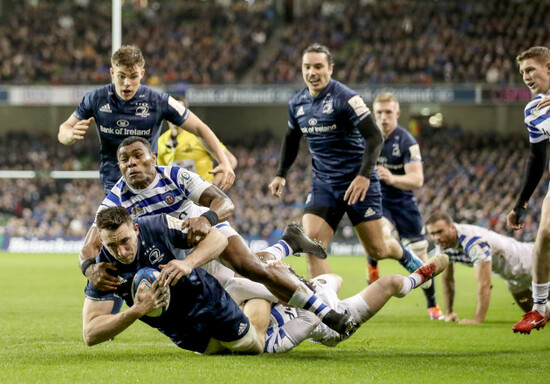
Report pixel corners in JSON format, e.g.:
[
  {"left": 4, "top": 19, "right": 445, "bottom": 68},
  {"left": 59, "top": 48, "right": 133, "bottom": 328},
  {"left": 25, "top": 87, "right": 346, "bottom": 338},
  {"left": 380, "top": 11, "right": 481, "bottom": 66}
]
[{"left": 131, "top": 268, "right": 170, "bottom": 317}]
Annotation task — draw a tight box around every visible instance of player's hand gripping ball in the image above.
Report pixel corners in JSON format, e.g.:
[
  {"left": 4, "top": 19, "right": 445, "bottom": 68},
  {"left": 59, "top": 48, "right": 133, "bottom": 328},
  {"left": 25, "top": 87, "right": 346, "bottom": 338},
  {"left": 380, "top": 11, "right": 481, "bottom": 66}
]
[{"left": 131, "top": 268, "right": 170, "bottom": 317}]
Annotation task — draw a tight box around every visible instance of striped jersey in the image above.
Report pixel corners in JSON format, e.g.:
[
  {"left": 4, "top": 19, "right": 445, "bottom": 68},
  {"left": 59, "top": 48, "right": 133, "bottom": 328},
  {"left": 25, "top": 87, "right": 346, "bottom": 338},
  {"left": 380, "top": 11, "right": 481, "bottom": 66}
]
[
  {"left": 524, "top": 94, "right": 550, "bottom": 143},
  {"left": 440, "top": 223, "right": 533, "bottom": 281},
  {"left": 97, "top": 165, "right": 211, "bottom": 222}
]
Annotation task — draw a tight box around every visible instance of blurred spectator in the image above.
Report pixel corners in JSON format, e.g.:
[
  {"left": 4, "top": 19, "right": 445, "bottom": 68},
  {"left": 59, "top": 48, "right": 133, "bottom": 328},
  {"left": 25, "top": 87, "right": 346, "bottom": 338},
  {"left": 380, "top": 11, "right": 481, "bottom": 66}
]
[
  {"left": 1, "top": 0, "right": 549, "bottom": 86},
  {"left": 0, "top": 128, "right": 544, "bottom": 244}
]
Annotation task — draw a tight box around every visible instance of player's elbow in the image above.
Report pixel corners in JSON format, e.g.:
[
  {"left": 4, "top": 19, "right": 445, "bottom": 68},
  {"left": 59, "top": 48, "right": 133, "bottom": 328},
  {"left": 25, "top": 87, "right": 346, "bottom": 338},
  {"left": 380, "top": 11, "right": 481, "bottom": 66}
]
[
  {"left": 82, "top": 328, "right": 99, "bottom": 346},
  {"left": 211, "top": 229, "right": 229, "bottom": 255}
]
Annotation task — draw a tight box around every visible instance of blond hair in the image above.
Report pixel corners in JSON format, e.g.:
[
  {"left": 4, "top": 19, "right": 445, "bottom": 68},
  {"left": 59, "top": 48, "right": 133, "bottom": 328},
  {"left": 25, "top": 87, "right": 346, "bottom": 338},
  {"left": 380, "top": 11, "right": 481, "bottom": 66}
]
[
  {"left": 516, "top": 46, "right": 550, "bottom": 65},
  {"left": 374, "top": 92, "right": 399, "bottom": 107},
  {"left": 111, "top": 45, "right": 145, "bottom": 68}
]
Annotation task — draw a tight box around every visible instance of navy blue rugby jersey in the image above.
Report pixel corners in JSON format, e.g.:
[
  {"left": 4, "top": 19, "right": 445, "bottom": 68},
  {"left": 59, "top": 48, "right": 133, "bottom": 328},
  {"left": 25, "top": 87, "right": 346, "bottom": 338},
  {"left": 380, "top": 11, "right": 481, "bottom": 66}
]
[
  {"left": 74, "top": 84, "right": 190, "bottom": 189},
  {"left": 288, "top": 79, "right": 373, "bottom": 185},
  {"left": 84, "top": 214, "right": 239, "bottom": 353},
  {"left": 377, "top": 126, "right": 421, "bottom": 201}
]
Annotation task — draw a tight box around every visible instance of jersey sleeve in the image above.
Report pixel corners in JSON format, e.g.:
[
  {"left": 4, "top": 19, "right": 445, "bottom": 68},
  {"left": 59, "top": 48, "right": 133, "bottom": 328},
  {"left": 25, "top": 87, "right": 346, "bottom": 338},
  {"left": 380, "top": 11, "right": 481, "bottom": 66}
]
[
  {"left": 138, "top": 214, "right": 190, "bottom": 250},
  {"left": 466, "top": 242, "right": 492, "bottom": 266},
  {"left": 172, "top": 167, "right": 212, "bottom": 203},
  {"left": 165, "top": 95, "right": 190, "bottom": 127},
  {"left": 341, "top": 93, "right": 371, "bottom": 127},
  {"left": 525, "top": 97, "right": 550, "bottom": 144},
  {"left": 73, "top": 91, "right": 95, "bottom": 120},
  {"left": 287, "top": 101, "right": 300, "bottom": 131},
  {"left": 402, "top": 132, "right": 422, "bottom": 164}
]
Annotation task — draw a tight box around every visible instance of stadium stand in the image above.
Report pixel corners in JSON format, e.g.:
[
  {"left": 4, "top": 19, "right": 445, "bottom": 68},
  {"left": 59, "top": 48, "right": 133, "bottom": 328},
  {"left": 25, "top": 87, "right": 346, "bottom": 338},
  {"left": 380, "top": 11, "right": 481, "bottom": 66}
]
[
  {"left": 1, "top": 0, "right": 549, "bottom": 86},
  {"left": 0, "top": 129, "right": 542, "bottom": 243}
]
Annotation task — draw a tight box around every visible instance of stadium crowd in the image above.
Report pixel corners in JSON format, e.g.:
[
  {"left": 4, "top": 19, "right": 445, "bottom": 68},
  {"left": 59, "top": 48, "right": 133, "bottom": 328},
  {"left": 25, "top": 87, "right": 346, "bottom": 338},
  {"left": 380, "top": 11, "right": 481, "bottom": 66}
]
[
  {"left": 1, "top": 0, "right": 549, "bottom": 86},
  {"left": 0, "top": 127, "right": 543, "bottom": 244}
]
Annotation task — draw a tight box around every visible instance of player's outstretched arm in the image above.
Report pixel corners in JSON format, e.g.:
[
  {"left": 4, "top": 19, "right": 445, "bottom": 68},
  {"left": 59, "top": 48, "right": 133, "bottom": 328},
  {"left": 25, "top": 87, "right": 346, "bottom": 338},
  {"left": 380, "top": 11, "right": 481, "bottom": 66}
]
[
  {"left": 508, "top": 140, "right": 548, "bottom": 229},
  {"left": 441, "top": 261, "right": 459, "bottom": 322},
  {"left": 82, "top": 280, "right": 166, "bottom": 346},
  {"left": 160, "top": 229, "right": 228, "bottom": 286},
  {"left": 180, "top": 111, "right": 235, "bottom": 191},
  {"left": 58, "top": 114, "right": 94, "bottom": 145},
  {"left": 182, "top": 185, "right": 235, "bottom": 247},
  {"left": 460, "top": 261, "right": 492, "bottom": 324},
  {"left": 212, "top": 148, "right": 238, "bottom": 189}
]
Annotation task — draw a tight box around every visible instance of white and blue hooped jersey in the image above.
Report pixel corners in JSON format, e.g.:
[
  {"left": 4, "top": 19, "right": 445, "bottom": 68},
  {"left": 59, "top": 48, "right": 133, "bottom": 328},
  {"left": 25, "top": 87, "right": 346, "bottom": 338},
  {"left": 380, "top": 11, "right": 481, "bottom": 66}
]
[
  {"left": 524, "top": 94, "right": 550, "bottom": 143},
  {"left": 74, "top": 84, "right": 190, "bottom": 189},
  {"left": 97, "top": 165, "right": 211, "bottom": 223},
  {"left": 377, "top": 125, "right": 421, "bottom": 202},
  {"left": 288, "top": 79, "right": 373, "bottom": 185},
  {"left": 441, "top": 223, "right": 533, "bottom": 281}
]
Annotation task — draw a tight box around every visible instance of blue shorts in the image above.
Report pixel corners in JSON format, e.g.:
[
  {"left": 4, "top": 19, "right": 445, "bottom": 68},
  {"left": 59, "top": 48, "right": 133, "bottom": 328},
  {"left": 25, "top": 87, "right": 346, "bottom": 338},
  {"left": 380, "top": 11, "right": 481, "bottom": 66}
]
[
  {"left": 382, "top": 198, "right": 425, "bottom": 242},
  {"left": 304, "top": 178, "right": 383, "bottom": 232},
  {"left": 130, "top": 269, "right": 250, "bottom": 353}
]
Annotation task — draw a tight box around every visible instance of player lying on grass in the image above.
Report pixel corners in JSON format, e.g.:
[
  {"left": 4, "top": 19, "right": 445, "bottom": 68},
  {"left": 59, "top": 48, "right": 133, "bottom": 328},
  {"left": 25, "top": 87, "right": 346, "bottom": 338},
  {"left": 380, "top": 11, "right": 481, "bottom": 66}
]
[
  {"left": 82, "top": 206, "right": 264, "bottom": 355},
  {"left": 425, "top": 211, "right": 550, "bottom": 328},
  {"left": 202, "top": 253, "right": 449, "bottom": 352},
  {"left": 81, "top": 136, "right": 356, "bottom": 337}
]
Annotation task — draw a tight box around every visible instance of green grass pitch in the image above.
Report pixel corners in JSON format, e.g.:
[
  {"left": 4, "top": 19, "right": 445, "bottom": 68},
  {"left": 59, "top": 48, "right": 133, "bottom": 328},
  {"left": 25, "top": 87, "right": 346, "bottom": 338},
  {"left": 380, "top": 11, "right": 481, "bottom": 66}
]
[{"left": 1, "top": 252, "right": 549, "bottom": 383}]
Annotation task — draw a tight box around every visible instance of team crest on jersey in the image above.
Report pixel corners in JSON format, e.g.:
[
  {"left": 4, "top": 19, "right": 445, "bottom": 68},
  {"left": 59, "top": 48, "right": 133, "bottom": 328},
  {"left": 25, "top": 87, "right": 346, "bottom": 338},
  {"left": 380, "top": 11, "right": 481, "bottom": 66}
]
[
  {"left": 181, "top": 172, "right": 190, "bottom": 180},
  {"left": 296, "top": 106, "right": 305, "bottom": 116},
  {"left": 164, "top": 192, "right": 175, "bottom": 205},
  {"left": 146, "top": 247, "right": 163, "bottom": 265},
  {"left": 131, "top": 204, "right": 144, "bottom": 217},
  {"left": 322, "top": 100, "right": 334, "bottom": 114},
  {"left": 135, "top": 103, "right": 150, "bottom": 117}
]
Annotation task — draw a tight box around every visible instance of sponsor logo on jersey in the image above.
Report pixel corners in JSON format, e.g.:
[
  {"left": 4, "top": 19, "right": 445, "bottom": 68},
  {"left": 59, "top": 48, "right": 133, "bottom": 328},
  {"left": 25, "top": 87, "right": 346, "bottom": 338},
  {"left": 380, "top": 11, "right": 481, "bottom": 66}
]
[
  {"left": 296, "top": 106, "right": 305, "bottom": 116},
  {"left": 166, "top": 215, "right": 185, "bottom": 231},
  {"left": 308, "top": 118, "right": 317, "bottom": 126},
  {"left": 169, "top": 96, "right": 187, "bottom": 116},
  {"left": 135, "top": 103, "right": 150, "bottom": 117},
  {"left": 348, "top": 95, "right": 369, "bottom": 117},
  {"left": 238, "top": 322, "right": 248, "bottom": 336},
  {"left": 364, "top": 207, "right": 376, "bottom": 218},
  {"left": 116, "top": 119, "right": 130, "bottom": 128},
  {"left": 99, "top": 103, "right": 112, "bottom": 113}
]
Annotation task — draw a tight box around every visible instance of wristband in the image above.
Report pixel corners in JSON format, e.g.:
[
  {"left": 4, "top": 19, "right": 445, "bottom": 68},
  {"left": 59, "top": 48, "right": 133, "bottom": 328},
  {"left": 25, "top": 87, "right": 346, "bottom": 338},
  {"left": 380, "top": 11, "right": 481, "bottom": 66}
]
[
  {"left": 513, "top": 201, "right": 527, "bottom": 225},
  {"left": 201, "top": 210, "right": 219, "bottom": 226},
  {"left": 81, "top": 259, "right": 96, "bottom": 276}
]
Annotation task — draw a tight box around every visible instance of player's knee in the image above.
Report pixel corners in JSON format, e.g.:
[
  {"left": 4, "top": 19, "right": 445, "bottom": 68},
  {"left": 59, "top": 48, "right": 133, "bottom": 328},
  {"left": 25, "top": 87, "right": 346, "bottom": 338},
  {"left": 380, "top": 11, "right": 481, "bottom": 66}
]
[
  {"left": 406, "top": 239, "right": 428, "bottom": 257},
  {"left": 221, "top": 324, "right": 264, "bottom": 354},
  {"left": 538, "top": 225, "right": 550, "bottom": 242}
]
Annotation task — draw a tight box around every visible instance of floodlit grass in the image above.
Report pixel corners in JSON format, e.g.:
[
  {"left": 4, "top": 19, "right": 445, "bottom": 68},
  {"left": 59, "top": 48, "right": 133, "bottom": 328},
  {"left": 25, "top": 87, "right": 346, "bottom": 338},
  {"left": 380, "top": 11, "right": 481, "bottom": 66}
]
[{"left": 1, "top": 252, "right": 549, "bottom": 383}]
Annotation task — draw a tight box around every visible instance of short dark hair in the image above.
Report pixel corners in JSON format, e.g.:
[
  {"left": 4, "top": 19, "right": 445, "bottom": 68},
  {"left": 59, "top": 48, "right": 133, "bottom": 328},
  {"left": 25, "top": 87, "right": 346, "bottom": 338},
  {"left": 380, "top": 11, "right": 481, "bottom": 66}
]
[
  {"left": 111, "top": 45, "right": 145, "bottom": 68},
  {"left": 96, "top": 206, "right": 132, "bottom": 232},
  {"left": 425, "top": 211, "right": 453, "bottom": 226},
  {"left": 117, "top": 136, "right": 153, "bottom": 156},
  {"left": 303, "top": 43, "right": 334, "bottom": 66}
]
